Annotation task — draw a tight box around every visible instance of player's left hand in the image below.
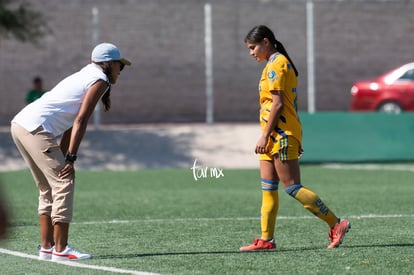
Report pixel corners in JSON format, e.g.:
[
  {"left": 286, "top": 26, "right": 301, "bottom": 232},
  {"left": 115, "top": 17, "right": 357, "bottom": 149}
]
[
  {"left": 255, "top": 135, "right": 268, "bottom": 154},
  {"left": 58, "top": 162, "right": 75, "bottom": 180}
]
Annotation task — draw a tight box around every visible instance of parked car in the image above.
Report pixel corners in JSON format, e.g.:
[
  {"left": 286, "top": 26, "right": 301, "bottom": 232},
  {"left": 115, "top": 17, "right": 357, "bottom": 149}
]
[{"left": 350, "top": 62, "right": 414, "bottom": 113}]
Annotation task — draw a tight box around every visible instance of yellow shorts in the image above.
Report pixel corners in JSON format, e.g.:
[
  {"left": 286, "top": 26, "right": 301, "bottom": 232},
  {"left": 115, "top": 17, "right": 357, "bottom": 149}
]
[{"left": 259, "top": 135, "right": 302, "bottom": 161}]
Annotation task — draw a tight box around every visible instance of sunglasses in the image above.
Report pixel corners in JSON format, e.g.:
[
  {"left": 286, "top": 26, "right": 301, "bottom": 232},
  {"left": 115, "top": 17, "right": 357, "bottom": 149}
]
[{"left": 119, "top": 62, "right": 125, "bottom": 71}]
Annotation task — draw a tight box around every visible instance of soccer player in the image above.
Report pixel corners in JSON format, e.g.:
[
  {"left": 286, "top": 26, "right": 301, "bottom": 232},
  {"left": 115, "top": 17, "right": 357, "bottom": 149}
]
[
  {"left": 240, "top": 25, "right": 350, "bottom": 251},
  {"left": 11, "top": 43, "right": 131, "bottom": 260}
]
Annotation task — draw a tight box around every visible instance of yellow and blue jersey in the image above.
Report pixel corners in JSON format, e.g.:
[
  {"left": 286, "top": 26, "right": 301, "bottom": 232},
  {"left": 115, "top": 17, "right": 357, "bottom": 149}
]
[{"left": 259, "top": 52, "right": 302, "bottom": 145}]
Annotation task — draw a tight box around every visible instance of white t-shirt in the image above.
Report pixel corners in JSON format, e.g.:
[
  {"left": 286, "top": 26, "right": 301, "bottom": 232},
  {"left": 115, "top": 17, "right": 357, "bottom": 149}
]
[{"left": 12, "top": 63, "right": 109, "bottom": 136}]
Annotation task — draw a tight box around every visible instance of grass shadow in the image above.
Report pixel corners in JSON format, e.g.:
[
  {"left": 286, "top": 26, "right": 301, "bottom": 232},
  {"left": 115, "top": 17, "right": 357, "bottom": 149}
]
[
  {"left": 78, "top": 128, "right": 194, "bottom": 170},
  {"left": 0, "top": 127, "right": 195, "bottom": 171},
  {"left": 96, "top": 242, "right": 414, "bottom": 259},
  {"left": 96, "top": 246, "right": 322, "bottom": 259}
]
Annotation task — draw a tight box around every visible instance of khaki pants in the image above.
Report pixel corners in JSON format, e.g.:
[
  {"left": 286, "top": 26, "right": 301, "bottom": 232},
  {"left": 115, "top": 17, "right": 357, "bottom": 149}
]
[{"left": 11, "top": 123, "right": 74, "bottom": 224}]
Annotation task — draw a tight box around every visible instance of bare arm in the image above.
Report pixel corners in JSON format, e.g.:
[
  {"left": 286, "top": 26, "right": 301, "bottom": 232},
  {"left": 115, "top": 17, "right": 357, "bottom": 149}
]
[
  {"left": 255, "top": 90, "right": 284, "bottom": 154},
  {"left": 60, "top": 127, "right": 72, "bottom": 155},
  {"left": 58, "top": 80, "right": 108, "bottom": 179},
  {"left": 67, "top": 80, "right": 108, "bottom": 155}
]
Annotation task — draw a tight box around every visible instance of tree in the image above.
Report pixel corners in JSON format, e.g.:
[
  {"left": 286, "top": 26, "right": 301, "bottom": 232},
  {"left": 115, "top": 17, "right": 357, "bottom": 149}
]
[{"left": 0, "top": 0, "right": 48, "bottom": 44}]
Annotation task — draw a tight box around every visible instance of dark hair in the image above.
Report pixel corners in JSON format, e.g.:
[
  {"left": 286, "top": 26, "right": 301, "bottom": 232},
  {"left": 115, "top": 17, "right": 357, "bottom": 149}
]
[
  {"left": 33, "top": 76, "right": 42, "bottom": 83},
  {"left": 93, "top": 61, "right": 112, "bottom": 111},
  {"left": 245, "top": 25, "right": 298, "bottom": 77}
]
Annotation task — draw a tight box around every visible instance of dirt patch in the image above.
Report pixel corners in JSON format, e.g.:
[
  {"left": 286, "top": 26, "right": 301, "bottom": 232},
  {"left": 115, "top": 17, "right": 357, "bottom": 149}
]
[{"left": 0, "top": 124, "right": 261, "bottom": 171}]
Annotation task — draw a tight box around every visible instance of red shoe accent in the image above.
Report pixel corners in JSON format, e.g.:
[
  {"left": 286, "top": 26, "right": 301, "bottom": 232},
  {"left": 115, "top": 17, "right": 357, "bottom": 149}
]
[{"left": 240, "top": 238, "right": 276, "bottom": 251}]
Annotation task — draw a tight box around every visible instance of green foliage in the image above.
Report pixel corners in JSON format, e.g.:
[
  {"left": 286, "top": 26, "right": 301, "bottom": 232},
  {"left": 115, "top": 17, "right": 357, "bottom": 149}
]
[
  {"left": 0, "top": 0, "right": 48, "bottom": 44},
  {"left": 0, "top": 166, "right": 413, "bottom": 274}
]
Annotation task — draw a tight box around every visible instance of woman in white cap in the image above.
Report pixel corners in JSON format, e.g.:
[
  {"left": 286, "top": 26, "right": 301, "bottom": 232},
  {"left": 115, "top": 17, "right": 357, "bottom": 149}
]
[{"left": 10, "top": 43, "right": 131, "bottom": 261}]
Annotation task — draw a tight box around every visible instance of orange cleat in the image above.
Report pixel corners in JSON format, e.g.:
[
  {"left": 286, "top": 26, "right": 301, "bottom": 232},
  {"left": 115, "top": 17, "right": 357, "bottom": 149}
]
[
  {"left": 240, "top": 238, "right": 276, "bottom": 251},
  {"left": 328, "top": 219, "right": 351, "bottom": 248}
]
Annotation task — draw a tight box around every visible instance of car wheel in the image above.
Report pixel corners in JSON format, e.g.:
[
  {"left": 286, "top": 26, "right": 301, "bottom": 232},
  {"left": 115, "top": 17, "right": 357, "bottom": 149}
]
[{"left": 377, "top": 102, "right": 403, "bottom": 114}]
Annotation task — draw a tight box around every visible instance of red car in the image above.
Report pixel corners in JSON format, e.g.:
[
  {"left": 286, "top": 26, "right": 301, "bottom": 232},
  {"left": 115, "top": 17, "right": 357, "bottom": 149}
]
[{"left": 350, "top": 62, "right": 414, "bottom": 113}]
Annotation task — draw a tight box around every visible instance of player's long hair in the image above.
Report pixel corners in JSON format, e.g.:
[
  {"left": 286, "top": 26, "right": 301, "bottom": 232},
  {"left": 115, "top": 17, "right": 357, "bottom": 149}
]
[
  {"left": 92, "top": 61, "right": 112, "bottom": 111},
  {"left": 245, "top": 25, "right": 298, "bottom": 77}
]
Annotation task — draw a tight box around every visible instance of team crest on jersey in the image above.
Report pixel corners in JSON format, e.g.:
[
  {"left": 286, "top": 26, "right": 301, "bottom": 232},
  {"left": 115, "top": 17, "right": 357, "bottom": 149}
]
[{"left": 267, "top": 70, "right": 277, "bottom": 82}]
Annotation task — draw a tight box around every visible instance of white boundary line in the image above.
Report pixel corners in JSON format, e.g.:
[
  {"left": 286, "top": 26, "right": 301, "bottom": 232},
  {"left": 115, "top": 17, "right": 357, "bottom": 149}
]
[
  {"left": 73, "top": 214, "right": 414, "bottom": 225},
  {"left": 0, "top": 248, "right": 160, "bottom": 275},
  {"left": 9, "top": 214, "right": 414, "bottom": 227},
  {"left": 322, "top": 163, "right": 414, "bottom": 172},
  {"left": 10, "top": 214, "right": 414, "bottom": 227}
]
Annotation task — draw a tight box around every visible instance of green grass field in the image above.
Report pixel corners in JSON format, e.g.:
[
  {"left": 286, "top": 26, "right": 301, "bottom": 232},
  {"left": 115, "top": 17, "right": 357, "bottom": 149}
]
[{"left": 0, "top": 165, "right": 413, "bottom": 274}]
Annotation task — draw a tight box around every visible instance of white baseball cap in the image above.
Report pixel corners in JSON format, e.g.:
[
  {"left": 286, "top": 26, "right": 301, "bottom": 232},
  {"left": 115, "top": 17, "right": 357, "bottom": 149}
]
[{"left": 91, "top": 43, "right": 131, "bottom": 66}]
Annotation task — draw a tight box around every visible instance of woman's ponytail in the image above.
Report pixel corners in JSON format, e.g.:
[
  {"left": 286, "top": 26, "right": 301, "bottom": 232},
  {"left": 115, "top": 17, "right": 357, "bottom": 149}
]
[{"left": 275, "top": 40, "right": 298, "bottom": 77}]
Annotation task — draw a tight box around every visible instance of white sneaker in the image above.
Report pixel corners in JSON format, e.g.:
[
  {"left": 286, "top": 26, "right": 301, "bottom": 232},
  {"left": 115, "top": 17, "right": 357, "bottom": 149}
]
[
  {"left": 51, "top": 244, "right": 92, "bottom": 261},
  {"left": 38, "top": 246, "right": 53, "bottom": 260}
]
